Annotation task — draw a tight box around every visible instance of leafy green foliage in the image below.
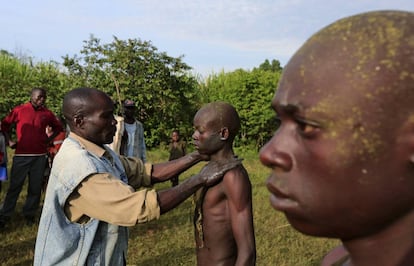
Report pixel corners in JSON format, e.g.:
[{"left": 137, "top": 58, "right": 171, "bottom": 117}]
[
  {"left": 199, "top": 64, "right": 282, "bottom": 148},
  {"left": 0, "top": 52, "right": 70, "bottom": 117},
  {"left": 62, "top": 35, "right": 200, "bottom": 147},
  {"left": 1, "top": 39, "right": 282, "bottom": 149},
  {"left": 257, "top": 58, "right": 283, "bottom": 72}
]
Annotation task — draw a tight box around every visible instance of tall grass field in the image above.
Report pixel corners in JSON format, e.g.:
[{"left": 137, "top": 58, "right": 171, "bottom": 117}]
[{"left": 0, "top": 147, "right": 339, "bottom": 265}]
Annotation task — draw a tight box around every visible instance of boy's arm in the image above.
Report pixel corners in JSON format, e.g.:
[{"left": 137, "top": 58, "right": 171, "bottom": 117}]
[{"left": 224, "top": 167, "right": 256, "bottom": 265}]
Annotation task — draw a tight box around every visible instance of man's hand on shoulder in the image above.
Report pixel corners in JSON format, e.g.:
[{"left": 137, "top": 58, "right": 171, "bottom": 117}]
[
  {"left": 199, "top": 158, "right": 243, "bottom": 187},
  {"left": 188, "top": 151, "right": 210, "bottom": 162}
]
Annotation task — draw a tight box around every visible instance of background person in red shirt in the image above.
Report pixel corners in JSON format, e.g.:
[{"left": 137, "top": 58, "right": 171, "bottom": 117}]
[
  {"left": 0, "top": 87, "right": 63, "bottom": 228},
  {"left": 43, "top": 119, "right": 67, "bottom": 191}
]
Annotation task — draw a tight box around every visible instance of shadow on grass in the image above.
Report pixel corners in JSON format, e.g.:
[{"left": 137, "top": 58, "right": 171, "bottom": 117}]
[
  {"left": 134, "top": 247, "right": 195, "bottom": 266},
  {"left": 0, "top": 234, "right": 36, "bottom": 266}
]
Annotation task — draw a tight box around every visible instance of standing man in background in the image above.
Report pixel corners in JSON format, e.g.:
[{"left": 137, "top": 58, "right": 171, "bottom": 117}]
[
  {"left": 0, "top": 87, "right": 63, "bottom": 228},
  {"left": 168, "top": 130, "right": 187, "bottom": 186},
  {"left": 120, "top": 99, "right": 146, "bottom": 162}
]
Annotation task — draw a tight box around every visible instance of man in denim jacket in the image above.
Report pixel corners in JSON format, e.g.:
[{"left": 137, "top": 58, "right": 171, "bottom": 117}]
[{"left": 34, "top": 87, "right": 240, "bottom": 265}]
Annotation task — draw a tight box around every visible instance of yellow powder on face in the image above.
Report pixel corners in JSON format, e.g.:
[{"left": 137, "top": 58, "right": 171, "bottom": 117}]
[
  {"left": 278, "top": 11, "right": 414, "bottom": 168},
  {"left": 399, "top": 71, "right": 410, "bottom": 80},
  {"left": 408, "top": 114, "right": 414, "bottom": 123},
  {"left": 299, "top": 64, "right": 306, "bottom": 78},
  {"left": 306, "top": 95, "right": 385, "bottom": 166},
  {"left": 309, "top": 13, "right": 414, "bottom": 155},
  {"left": 298, "top": 12, "right": 413, "bottom": 96}
]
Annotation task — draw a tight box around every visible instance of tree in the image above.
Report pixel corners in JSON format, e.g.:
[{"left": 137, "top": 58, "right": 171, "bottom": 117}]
[
  {"left": 199, "top": 59, "right": 283, "bottom": 148},
  {"left": 0, "top": 52, "right": 69, "bottom": 117},
  {"left": 256, "top": 59, "right": 283, "bottom": 73},
  {"left": 63, "top": 35, "right": 200, "bottom": 147},
  {"left": 1, "top": 45, "right": 284, "bottom": 149}
]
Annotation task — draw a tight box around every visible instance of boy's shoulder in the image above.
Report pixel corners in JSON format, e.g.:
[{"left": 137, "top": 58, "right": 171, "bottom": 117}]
[{"left": 222, "top": 164, "right": 250, "bottom": 185}]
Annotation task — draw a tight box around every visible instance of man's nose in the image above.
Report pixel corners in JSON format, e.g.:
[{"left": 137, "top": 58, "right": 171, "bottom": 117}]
[{"left": 259, "top": 129, "right": 293, "bottom": 172}]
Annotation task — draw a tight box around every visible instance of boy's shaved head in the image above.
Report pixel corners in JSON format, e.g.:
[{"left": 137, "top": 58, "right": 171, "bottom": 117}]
[
  {"left": 277, "top": 10, "right": 414, "bottom": 164},
  {"left": 260, "top": 10, "right": 414, "bottom": 245},
  {"left": 281, "top": 10, "right": 414, "bottom": 118}
]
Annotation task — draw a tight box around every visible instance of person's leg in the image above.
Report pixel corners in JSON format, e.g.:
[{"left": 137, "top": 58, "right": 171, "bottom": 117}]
[
  {"left": 23, "top": 155, "right": 47, "bottom": 221},
  {"left": 0, "top": 163, "right": 7, "bottom": 194},
  {"left": 0, "top": 156, "right": 31, "bottom": 226}
]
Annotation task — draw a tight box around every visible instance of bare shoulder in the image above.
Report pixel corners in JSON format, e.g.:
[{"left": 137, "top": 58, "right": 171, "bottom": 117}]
[
  {"left": 321, "top": 245, "right": 349, "bottom": 266},
  {"left": 221, "top": 164, "right": 252, "bottom": 203},
  {"left": 222, "top": 164, "right": 249, "bottom": 183}
]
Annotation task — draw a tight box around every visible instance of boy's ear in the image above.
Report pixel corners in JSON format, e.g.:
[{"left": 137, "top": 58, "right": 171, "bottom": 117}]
[{"left": 220, "top": 127, "right": 229, "bottom": 140}]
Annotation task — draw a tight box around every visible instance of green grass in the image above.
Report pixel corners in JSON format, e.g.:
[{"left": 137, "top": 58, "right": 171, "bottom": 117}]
[{"left": 0, "top": 148, "right": 339, "bottom": 266}]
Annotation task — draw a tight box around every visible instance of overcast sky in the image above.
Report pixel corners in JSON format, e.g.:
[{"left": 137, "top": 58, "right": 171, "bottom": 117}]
[{"left": 1, "top": 0, "right": 413, "bottom": 77}]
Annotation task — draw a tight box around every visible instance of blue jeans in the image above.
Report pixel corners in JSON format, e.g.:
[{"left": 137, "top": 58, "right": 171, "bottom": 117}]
[{"left": 0, "top": 155, "right": 47, "bottom": 218}]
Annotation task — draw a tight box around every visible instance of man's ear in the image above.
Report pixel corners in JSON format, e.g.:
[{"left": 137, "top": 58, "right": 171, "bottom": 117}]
[
  {"left": 73, "top": 114, "right": 84, "bottom": 128},
  {"left": 220, "top": 127, "right": 229, "bottom": 140}
]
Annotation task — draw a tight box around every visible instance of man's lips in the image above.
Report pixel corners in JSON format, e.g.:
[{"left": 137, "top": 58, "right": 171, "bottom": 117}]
[{"left": 266, "top": 178, "right": 299, "bottom": 211}]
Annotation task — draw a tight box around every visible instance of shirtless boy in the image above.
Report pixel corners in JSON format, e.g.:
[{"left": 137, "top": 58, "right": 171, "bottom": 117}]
[
  {"left": 192, "top": 102, "right": 256, "bottom": 265},
  {"left": 259, "top": 10, "right": 414, "bottom": 265}
]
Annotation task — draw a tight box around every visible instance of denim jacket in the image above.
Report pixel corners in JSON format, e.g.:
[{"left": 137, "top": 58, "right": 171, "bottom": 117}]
[{"left": 34, "top": 136, "right": 129, "bottom": 266}]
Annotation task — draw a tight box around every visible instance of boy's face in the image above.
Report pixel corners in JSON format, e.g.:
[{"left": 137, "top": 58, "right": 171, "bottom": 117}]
[
  {"left": 192, "top": 108, "right": 222, "bottom": 156},
  {"left": 259, "top": 40, "right": 414, "bottom": 239},
  {"left": 172, "top": 132, "right": 179, "bottom": 142}
]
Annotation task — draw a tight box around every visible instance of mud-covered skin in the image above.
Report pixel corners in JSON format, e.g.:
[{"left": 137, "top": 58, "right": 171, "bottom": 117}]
[
  {"left": 192, "top": 102, "right": 256, "bottom": 266},
  {"left": 279, "top": 11, "right": 414, "bottom": 165},
  {"left": 260, "top": 11, "right": 414, "bottom": 266}
]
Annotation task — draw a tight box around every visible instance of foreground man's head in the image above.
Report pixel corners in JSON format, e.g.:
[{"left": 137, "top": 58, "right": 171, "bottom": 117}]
[{"left": 260, "top": 10, "right": 414, "bottom": 265}]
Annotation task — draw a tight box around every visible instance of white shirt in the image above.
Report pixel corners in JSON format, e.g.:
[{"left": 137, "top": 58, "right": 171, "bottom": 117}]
[{"left": 124, "top": 122, "right": 137, "bottom": 157}]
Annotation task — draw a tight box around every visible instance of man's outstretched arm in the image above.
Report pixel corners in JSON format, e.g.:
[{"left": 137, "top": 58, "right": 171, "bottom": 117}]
[
  {"left": 157, "top": 158, "right": 242, "bottom": 214},
  {"left": 150, "top": 152, "right": 206, "bottom": 183}
]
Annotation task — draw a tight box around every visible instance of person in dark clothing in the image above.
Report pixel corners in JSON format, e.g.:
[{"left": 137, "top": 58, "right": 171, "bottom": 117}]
[{"left": 168, "top": 130, "right": 187, "bottom": 186}]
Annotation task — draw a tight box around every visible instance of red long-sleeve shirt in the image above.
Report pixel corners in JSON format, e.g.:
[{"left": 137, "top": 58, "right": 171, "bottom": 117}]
[{"left": 1, "top": 102, "right": 63, "bottom": 155}]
